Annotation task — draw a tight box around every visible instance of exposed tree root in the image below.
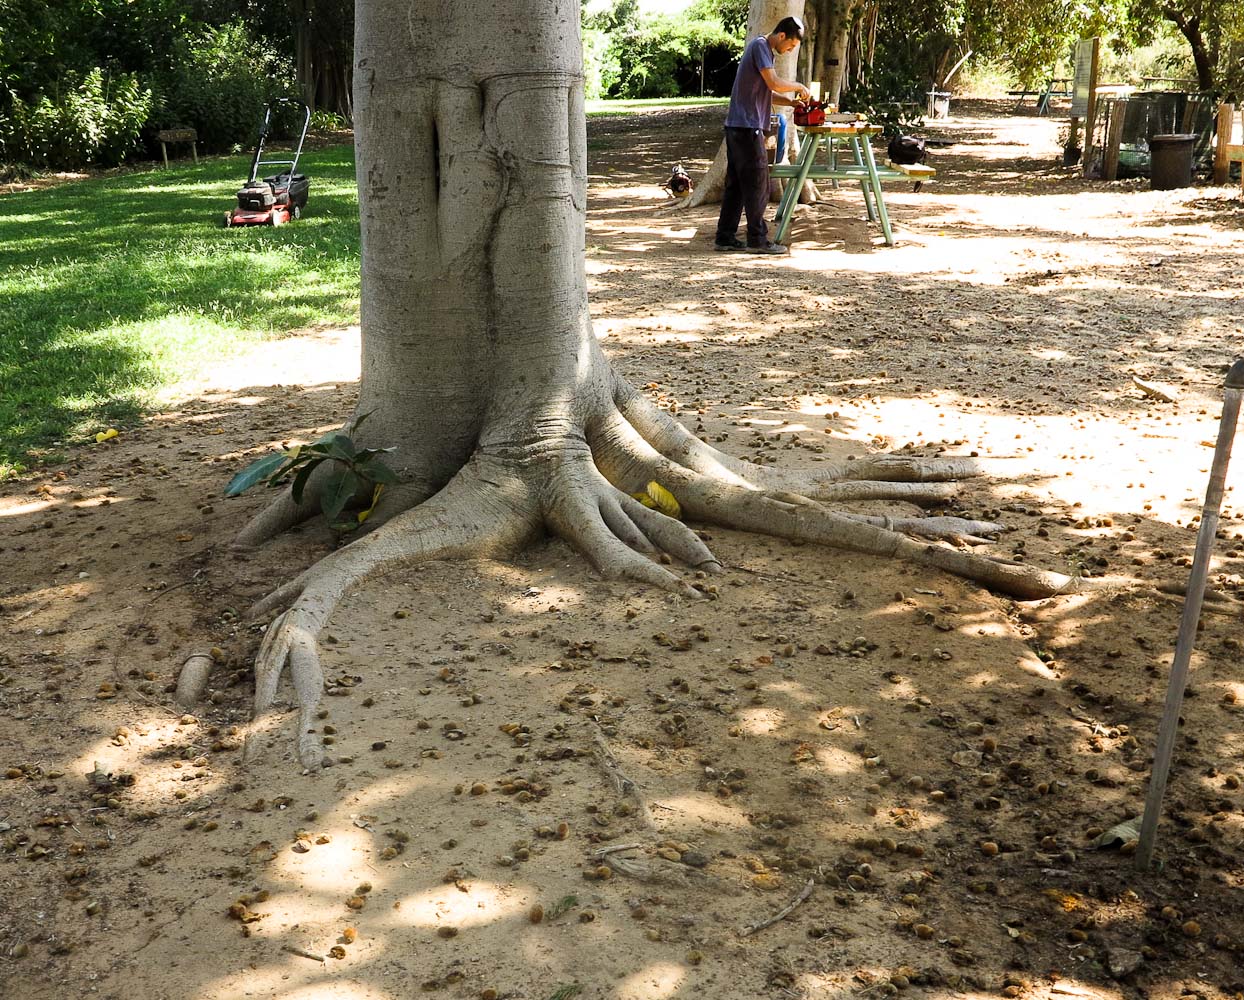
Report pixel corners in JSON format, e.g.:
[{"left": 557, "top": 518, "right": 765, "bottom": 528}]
[
  {"left": 232, "top": 373, "right": 1089, "bottom": 767},
  {"left": 244, "top": 459, "right": 539, "bottom": 769},
  {"left": 614, "top": 382, "right": 989, "bottom": 504},
  {"left": 175, "top": 653, "right": 215, "bottom": 708},
  {"left": 234, "top": 488, "right": 321, "bottom": 551}
]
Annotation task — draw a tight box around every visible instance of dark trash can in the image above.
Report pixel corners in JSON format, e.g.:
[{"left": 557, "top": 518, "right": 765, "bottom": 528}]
[{"left": 1149, "top": 133, "right": 1197, "bottom": 190}]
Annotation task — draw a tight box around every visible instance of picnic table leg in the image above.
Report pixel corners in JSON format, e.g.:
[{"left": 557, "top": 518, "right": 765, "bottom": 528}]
[
  {"left": 1037, "top": 80, "right": 1053, "bottom": 116},
  {"left": 859, "top": 136, "right": 894, "bottom": 246},
  {"left": 850, "top": 137, "right": 877, "bottom": 223},
  {"left": 773, "top": 133, "right": 819, "bottom": 245}
]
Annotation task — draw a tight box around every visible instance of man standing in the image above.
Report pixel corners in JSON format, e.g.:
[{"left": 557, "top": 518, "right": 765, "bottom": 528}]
[{"left": 715, "top": 16, "right": 810, "bottom": 255}]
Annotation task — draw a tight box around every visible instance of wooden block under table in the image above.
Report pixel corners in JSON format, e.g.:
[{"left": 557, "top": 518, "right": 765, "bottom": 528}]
[{"left": 886, "top": 161, "right": 936, "bottom": 178}]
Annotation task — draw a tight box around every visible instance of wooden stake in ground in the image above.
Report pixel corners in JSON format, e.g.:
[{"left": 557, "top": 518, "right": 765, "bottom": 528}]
[{"left": 1136, "top": 358, "right": 1244, "bottom": 870}]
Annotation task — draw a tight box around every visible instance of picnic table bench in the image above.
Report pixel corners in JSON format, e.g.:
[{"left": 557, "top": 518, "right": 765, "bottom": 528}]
[
  {"left": 770, "top": 123, "right": 936, "bottom": 247},
  {"left": 1007, "top": 78, "right": 1071, "bottom": 116}
]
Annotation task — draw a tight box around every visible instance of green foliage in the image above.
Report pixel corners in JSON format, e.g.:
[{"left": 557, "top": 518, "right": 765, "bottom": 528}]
[
  {"left": 687, "top": 0, "right": 749, "bottom": 37},
  {"left": 4, "top": 68, "right": 152, "bottom": 168},
  {"left": 590, "top": 7, "right": 742, "bottom": 99},
  {"left": 153, "top": 22, "right": 296, "bottom": 152},
  {"left": 0, "top": 143, "right": 362, "bottom": 477},
  {"left": 225, "top": 415, "right": 397, "bottom": 530},
  {"left": 582, "top": 28, "right": 612, "bottom": 100},
  {"left": 0, "top": 1, "right": 304, "bottom": 168},
  {"left": 310, "top": 109, "right": 349, "bottom": 131}
]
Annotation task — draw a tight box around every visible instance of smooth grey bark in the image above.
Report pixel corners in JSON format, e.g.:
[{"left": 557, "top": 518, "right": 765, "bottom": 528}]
[{"left": 217, "top": 0, "right": 1078, "bottom": 770}]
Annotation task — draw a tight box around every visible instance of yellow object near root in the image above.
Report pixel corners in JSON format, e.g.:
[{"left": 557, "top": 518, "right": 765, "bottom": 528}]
[{"left": 631, "top": 481, "right": 681, "bottom": 520}]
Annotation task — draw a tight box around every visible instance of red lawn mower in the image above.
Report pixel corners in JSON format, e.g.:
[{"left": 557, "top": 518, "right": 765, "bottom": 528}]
[{"left": 225, "top": 100, "right": 311, "bottom": 227}]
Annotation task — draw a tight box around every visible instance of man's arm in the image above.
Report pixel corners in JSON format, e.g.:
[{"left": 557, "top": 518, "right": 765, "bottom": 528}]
[{"left": 760, "top": 66, "right": 810, "bottom": 100}]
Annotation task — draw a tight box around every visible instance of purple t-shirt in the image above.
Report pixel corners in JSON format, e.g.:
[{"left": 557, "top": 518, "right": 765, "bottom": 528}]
[{"left": 725, "top": 35, "right": 775, "bottom": 130}]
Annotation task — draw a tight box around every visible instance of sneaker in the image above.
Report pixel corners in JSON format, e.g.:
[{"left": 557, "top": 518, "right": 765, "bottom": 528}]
[
  {"left": 713, "top": 238, "right": 745, "bottom": 252},
  {"left": 747, "top": 241, "right": 789, "bottom": 255}
]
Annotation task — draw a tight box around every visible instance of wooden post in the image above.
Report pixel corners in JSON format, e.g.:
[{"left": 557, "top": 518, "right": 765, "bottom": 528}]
[
  {"left": 160, "top": 141, "right": 169, "bottom": 169},
  {"left": 1081, "top": 37, "right": 1100, "bottom": 176},
  {"left": 1136, "top": 359, "right": 1244, "bottom": 870},
  {"left": 1215, "top": 103, "right": 1234, "bottom": 184},
  {"left": 1102, "top": 100, "right": 1126, "bottom": 180}
]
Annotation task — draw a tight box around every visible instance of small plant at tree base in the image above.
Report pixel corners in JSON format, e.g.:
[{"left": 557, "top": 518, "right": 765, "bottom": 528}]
[{"left": 224, "top": 414, "right": 396, "bottom": 532}]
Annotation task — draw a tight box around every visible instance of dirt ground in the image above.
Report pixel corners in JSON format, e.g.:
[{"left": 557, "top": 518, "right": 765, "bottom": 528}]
[{"left": 3, "top": 100, "right": 1244, "bottom": 1000}]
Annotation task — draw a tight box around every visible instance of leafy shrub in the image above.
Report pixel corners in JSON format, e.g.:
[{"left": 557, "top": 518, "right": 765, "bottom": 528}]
[
  {"left": 4, "top": 68, "right": 152, "bottom": 167},
  {"left": 603, "top": 16, "right": 742, "bottom": 99},
  {"left": 309, "top": 109, "right": 349, "bottom": 131},
  {"left": 152, "top": 22, "right": 295, "bottom": 152}
]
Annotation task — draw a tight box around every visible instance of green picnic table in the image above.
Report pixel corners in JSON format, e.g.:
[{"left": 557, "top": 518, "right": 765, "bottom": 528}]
[{"left": 770, "top": 123, "right": 933, "bottom": 247}]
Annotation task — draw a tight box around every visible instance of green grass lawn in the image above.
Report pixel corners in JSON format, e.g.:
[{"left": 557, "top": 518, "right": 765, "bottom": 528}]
[
  {"left": 586, "top": 96, "right": 727, "bottom": 116},
  {"left": 0, "top": 103, "right": 724, "bottom": 478},
  {"left": 0, "top": 145, "right": 361, "bottom": 477}
]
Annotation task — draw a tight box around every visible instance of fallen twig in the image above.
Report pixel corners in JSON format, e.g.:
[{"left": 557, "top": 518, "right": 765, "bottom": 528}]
[
  {"left": 591, "top": 843, "right": 644, "bottom": 858},
  {"left": 739, "top": 878, "right": 814, "bottom": 937},
  {"left": 281, "top": 944, "right": 326, "bottom": 963},
  {"left": 590, "top": 723, "right": 656, "bottom": 830}
]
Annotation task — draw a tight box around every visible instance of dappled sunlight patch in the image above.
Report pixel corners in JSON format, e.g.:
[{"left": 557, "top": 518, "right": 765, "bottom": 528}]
[
  {"left": 735, "top": 706, "right": 786, "bottom": 736},
  {"left": 813, "top": 744, "right": 861, "bottom": 777},
  {"left": 197, "top": 957, "right": 396, "bottom": 1000},
  {"left": 325, "top": 773, "right": 428, "bottom": 813},
  {"left": 498, "top": 581, "right": 588, "bottom": 617},
  {"left": 0, "top": 496, "right": 54, "bottom": 517},
  {"left": 615, "top": 961, "right": 686, "bottom": 1000},
  {"left": 648, "top": 792, "right": 752, "bottom": 832},
  {"left": 272, "top": 827, "right": 377, "bottom": 891},
  {"left": 389, "top": 880, "right": 526, "bottom": 929}
]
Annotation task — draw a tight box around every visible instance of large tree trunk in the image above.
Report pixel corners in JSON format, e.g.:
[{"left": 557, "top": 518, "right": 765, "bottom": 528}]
[
  {"left": 814, "top": 0, "right": 859, "bottom": 105},
  {"left": 1163, "top": 5, "right": 1215, "bottom": 92},
  {"left": 684, "top": 0, "right": 814, "bottom": 208},
  {"left": 215, "top": 0, "right": 1078, "bottom": 769}
]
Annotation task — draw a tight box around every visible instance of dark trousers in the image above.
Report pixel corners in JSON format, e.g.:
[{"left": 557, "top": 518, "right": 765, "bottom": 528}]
[{"left": 716, "top": 127, "right": 770, "bottom": 247}]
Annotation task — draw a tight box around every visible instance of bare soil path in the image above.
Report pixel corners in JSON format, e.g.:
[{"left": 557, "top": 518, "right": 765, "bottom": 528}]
[{"left": 2, "top": 100, "right": 1243, "bottom": 1000}]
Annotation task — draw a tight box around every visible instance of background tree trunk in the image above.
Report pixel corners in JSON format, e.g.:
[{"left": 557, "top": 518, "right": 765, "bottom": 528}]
[
  {"left": 1163, "top": 5, "right": 1215, "bottom": 91},
  {"left": 683, "top": 0, "right": 809, "bottom": 208},
  {"left": 813, "top": 0, "right": 859, "bottom": 105}
]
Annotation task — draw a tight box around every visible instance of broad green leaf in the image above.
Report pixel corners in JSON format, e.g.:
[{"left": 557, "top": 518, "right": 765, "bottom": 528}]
[
  {"left": 326, "top": 434, "right": 356, "bottom": 462},
  {"left": 365, "top": 460, "right": 399, "bottom": 486},
  {"left": 290, "top": 458, "right": 325, "bottom": 504},
  {"left": 321, "top": 467, "right": 361, "bottom": 522},
  {"left": 225, "top": 452, "right": 290, "bottom": 497},
  {"left": 352, "top": 410, "right": 375, "bottom": 433}
]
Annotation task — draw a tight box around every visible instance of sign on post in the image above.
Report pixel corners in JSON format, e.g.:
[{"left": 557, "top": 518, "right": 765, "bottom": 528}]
[{"left": 1071, "top": 39, "right": 1096, "bottom": 118}]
